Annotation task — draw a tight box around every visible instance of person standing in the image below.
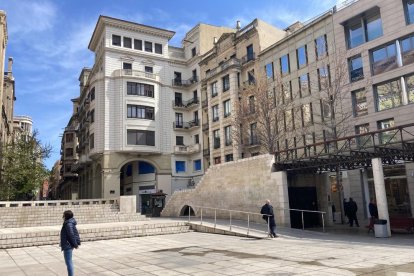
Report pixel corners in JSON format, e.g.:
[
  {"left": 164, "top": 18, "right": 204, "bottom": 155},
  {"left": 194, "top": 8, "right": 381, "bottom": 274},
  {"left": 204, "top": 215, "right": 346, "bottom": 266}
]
[
  {"left": 348, "top": 198, "right": 360, "bottom": 227},
  {"left": 60, "top": 210, "right": 81, "bottom": 276},
  {"left": 367, "top": 198, "right": 378, "bottom": 232},
  {"left": 261, "top": 199, "right": 278, "bottom": 238}
]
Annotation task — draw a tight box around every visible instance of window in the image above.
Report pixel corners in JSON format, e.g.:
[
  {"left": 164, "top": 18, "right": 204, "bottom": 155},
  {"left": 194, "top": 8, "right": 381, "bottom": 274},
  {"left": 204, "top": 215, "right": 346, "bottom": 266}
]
[
  {"left": 127, "top": 130, "right": 155, "bottom": 146},
  {"left": 139, "top": 162, "right": 155, "bottom": 174},
  {"left": 123, "top": 62, "right": 132, "bottom": 70},
  {"left": 297, "top": 45, "right": 307, "bottom": 68},
  {"left": 175, "top": 113, "right": 183, "bottom": 128},
  {"left": 224, "top": 125, "right": 232, "bottom": 146},
  {"left": 90, "top": 87, "right": 95, "bottom": 101},
  {"left": 223, "top": 75, "right": 230, "bottom": 91},
  {"left": 249, "top": 96, "right": 255, "bottom": 114},
  {"left": 213, "top": 129, "right": 220, "bottom": 149},
  {"left": 352, "top": 89, "right": 368, "bottom": 117},
  {"left": 89, "top": 133, "right": 94, "bottom": 149},
  {"left": 246, "top": 44, "right": 254, "bottom": 61},
  {"left": 145, "top": 41, "right": 152, "bottom": 52},
  {"left": 223, "top": 100, "right": 231, "bottom": 117},
  {"left": 250, "top": 123, "right": 258, "bottom": 145},
  {"left": 284, "top": 110, "right": 294, "bottom": 131},
  {"left": 377, "top": 118, "right": 395, "bottom": 144},
  {"left": 315, "top": 35, "right": 328, "bottom": 58},
  {"left": 247, "top": 70, "right": 255, "bottom": 85},
  {"left": 349, "top": 55, "right": 364, "bottom": 82},
  {"left": 123, "top": 37, "right": 132, "bottom": 48},
  {"left": 145, "top": 66, "right": 153, "bottom": 73},
  {"left": 400, "top": 34, "right": 414, "bottom": 65},
  {"left": 371, "top": 43, "right": 397, "bottom": 75},
  {"left": 193, "top": 159, "right": 201, "bottom": 171},
  {"left": 127, "top": 82, "right": 154, "bottom": 97},
  {"left": 112, "top": 35, "right": 121, "bottom": 46},
  {"left": 299, "top": 74, "right": 310, "bottom": 97},
  {"left": 282, "top": 81, "right": 292, "bottom": 104},
  {"left": 154, "top": 43, "right": 162, "bottom": 54},
  {"left": 192, "top": 69, "right": 197, "bottom": 82},
  {"left": 280, "top": 54, "right": 290, "bottom": 75},
  {"left": 194, "top": 134, "right": 199, "bottom": 144},
  {"left": 301, "top": 103, "right": 313, "bottom": 126},
  {"left": 212, "top": 105, "right": 219, "bottom": 122},
  {"left": 265, "top": 63, "right": 273, "bottom": 79},
  {"left": 65, "top": 148, "right": 73, "bottom": 157},
  {"left": 404, "top": 74, "right": 414, "bottom": 103},
  {"left": 90, "top": 109, "right": 95, "bottom": 123},
  {"left": 175, "top": 161, "right": 186, "bottom": 173},
  {"left": 211, "top": 82, "right": 218, "bottom": 97},
  {"left": 174, "top": 92, "right": 182, "bottom": 106},
  {"left": 355, "top": 123, "right": 371, "bottom": 146},
  {"left": 345, "top": 10, "right": 383, "bottom": 49},
  {"left": 176, "top": 136, "right": 184, "bottom": 146},
  {"left": 318, "top": 66, "right": 330, "bottom": 90},
  {"left": 127, "top": 105, "right": 154, "bottom": 120},
  {"left": 320, "top": 100, "right": 331, "bottom": 121},
  {"left": 191, "top": 47, "right": 196, "bottom": 57},
  {"left": 66, "top": 133, "right": 74, "bottom": 143},
  {"left": 134, "top": 39, "right": 142, "bottom": 50},
  {"left": 225, "top": 154, "right": 233, "bottom": 162},
  {"left": 173, "top": 72, "right": 182, "bottom": 85},
  {"left": 214, "top": 156, "right": 221, "bottom": 164},
  {"left": 375, "top": 79, "right": 402, "bottom": 111},
  {"left": 405, "top": 0, "right": 414, "bottom": 24}
]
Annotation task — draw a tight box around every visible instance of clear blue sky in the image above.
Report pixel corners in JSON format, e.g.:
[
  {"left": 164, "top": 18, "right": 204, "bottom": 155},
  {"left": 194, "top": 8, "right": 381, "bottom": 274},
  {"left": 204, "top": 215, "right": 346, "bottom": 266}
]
[{"left": 2, "top": 0, "right": 338, "bottom": 169}]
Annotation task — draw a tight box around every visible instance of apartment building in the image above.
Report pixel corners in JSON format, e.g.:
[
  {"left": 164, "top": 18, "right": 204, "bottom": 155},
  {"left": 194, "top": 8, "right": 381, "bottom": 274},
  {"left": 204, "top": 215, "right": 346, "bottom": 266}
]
[
  {"left": 65, "top": 16, "right": 232, "bottom": 211},
  {"left": 199, "top": 19, "right": 285, "bottom": 167},
  {"left": 13, "top": 115, "right": 32, "bottom": 142}
]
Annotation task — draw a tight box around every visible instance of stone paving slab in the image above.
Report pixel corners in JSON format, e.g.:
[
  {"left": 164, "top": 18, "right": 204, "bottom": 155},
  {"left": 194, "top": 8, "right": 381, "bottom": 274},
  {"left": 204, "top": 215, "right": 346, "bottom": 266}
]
[{"left": 1, "top": 228, "right": 414, "bottom": 275}]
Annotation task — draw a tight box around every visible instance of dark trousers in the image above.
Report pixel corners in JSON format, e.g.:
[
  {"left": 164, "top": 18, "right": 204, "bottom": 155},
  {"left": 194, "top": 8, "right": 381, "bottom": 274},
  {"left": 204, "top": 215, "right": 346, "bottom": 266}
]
[{"left": 349, "top": 213, "right": 359, "bottom": 227}]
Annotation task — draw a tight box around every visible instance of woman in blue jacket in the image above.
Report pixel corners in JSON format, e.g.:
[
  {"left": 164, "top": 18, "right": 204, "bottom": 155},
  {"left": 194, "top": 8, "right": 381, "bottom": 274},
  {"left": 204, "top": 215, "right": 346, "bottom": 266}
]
[{"left": 60, "top": 210, "right": 81, "bottom": 276}]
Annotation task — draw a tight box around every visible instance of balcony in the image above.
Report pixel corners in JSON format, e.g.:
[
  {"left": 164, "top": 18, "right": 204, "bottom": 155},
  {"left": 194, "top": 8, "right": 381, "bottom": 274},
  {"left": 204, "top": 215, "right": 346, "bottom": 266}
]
[
  {"left": 202, "top": 123, "right": 209, "bottom": 131},
  {"left": 173, "top": 119, "right": 200, "bottom": 130},
  {"left": 174, "top": 144, "right": 201, "bottom": 155},
  {"left": 241, "top": 53, "right": 256, "bottom": 65},
  {"left": 113, "top": 69, "right": 159, "bottom": 82},
  {"left": 205, "top": 57, "right": 241, "bottom": 79},
  {"left": 172, "top": 97, "right": 199, "bottom": 109},
  {"left": 172, "top": 76, "right": 199, "bottom": 87},
  {"left": 245, "top": 136, "right": 260, "bottom": 147}
]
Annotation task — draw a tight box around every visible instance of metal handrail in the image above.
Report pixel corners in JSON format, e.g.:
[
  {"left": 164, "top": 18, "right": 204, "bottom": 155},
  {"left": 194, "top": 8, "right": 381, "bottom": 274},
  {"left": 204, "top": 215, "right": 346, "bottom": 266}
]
[{"left": 188, "top": 205, "right": 327, "bottom": 237}]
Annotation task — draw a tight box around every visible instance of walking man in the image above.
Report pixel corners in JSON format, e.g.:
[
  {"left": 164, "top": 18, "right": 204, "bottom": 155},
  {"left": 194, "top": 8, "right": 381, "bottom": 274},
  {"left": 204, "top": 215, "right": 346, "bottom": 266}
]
[
  {"left": 261, "top": 199, "right": 277, "bottom": 238},
  {"left": 60, "top": 210, "right": 81, "bottom": 276},
  {"left": 348, "top": 198, "right": 360, "bottom": 227}
]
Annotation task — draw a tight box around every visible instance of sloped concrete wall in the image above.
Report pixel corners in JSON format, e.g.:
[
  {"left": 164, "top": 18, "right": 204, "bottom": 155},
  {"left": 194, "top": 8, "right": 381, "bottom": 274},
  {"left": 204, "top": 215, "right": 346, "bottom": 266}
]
[{"left": 161, "top": 154, "right": 290, "bottom": 226}]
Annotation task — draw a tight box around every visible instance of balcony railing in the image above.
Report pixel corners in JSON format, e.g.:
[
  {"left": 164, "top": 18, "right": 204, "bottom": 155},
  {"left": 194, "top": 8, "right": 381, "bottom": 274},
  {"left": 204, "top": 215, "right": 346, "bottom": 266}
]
[
  {"left": 172, "top": 76, "right": 199, "bottom": 87},
  {"left": 113, "top": 69, "right": 159, "bottom": 81},
  {"left": 241, "top": 53, "right": 256, "bottom": 64},
  {"left": 205, "top": 58, "right": 241, "bottom": 79},
  {"left": 173, "top": 119, "right": 200, "bottom": 130},
  {"left": 245, "top": 136, "right": 259, "bottom": 147},
  {"left": 172, "top": 97, "right": 199, "bottom": 109},
  {"left": 174, "top": 144, "right": 201, "bottom": 155}
]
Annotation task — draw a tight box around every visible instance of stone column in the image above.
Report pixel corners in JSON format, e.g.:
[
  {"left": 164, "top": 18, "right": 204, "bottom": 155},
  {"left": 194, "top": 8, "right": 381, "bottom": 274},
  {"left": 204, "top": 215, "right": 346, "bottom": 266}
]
[
  {"left": 102, "top": 169, "right": 120, "bottom": 198},
  {"left": 361, "top": 169, "right": 370, "bottom": 218},
  {"left": 271, "top": 171, "right": 290, "bottom": 227},
  {"left": 372, "top": 158, "right": 391, "bottom": 236}
]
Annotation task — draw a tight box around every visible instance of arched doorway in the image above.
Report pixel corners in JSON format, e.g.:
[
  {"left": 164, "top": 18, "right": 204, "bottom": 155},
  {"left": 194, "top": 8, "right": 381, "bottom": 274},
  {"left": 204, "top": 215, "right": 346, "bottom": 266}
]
[
  {"left": 180, "top": 205, "right": 195, "bottom": 216},
  {"left": 120, "top": 160, "right": 156, "bottom": 215}
]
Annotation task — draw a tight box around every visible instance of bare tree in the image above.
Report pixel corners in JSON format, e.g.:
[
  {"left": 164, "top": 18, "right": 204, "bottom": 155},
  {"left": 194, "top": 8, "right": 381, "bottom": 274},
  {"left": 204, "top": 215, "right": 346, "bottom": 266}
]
[{"left": 232, "top": 71, "right": 302, "bottom": 156}]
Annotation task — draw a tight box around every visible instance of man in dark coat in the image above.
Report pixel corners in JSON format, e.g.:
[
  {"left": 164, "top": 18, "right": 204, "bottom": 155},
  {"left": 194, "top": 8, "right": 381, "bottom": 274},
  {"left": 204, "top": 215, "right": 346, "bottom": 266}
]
[
  {"left": 367, "top": 198, "right": 378, "bottom": 232},
  {"left": 60, "top": 210, "right": 81, "bottom": 276},
  {"left": 348, "top": 198, "right": 359, "bottom": 227},
  {"left": 343, "top": 198, "right": 350, "bottom": 223},
  {"left": 261, "top": 199, "right": 277, "bottom": 238}
]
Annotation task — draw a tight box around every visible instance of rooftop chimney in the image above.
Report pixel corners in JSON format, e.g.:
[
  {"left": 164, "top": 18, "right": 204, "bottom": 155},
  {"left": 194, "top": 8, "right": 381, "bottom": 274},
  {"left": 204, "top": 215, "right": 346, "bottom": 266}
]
[
  {"left": 7, "top": 57, "right": 13, "bottom": 77},
  {"left": 213, "top": 37, "right": 217, "bottom": 44},
  {"left": 236, "top": 20, "right": 241, "bottom": 30}
]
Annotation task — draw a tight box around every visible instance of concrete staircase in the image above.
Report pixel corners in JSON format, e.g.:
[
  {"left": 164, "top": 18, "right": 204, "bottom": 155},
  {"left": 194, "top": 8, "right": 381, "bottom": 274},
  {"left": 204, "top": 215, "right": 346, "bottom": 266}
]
[{"left": 0, "top": 203, "right": 147, "bottom": 228}]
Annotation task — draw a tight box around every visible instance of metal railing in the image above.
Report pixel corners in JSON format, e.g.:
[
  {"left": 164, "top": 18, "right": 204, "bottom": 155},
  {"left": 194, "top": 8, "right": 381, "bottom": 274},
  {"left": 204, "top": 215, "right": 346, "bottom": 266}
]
[{"left": 187, "top": 206, "right": 327, "bottom": 236}]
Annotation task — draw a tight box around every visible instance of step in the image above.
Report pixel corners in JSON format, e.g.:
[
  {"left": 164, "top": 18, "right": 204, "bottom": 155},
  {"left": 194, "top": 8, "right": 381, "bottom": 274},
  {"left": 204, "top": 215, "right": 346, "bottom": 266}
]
[{"left": 0, "top": 221, "right": 191, "bottom": 249}]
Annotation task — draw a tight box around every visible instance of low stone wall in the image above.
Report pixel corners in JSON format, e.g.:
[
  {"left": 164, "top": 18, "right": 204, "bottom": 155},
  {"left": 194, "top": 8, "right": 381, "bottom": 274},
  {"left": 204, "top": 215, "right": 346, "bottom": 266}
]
[{"left": 162, "top": 155, "right": 291, "bottom": 226}]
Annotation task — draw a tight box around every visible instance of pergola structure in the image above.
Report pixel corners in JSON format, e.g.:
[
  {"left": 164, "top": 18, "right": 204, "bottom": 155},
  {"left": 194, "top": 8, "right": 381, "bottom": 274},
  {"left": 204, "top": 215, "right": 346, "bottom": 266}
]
[{"left": 273, "top": 123, "right": 414, "bottom": 173}]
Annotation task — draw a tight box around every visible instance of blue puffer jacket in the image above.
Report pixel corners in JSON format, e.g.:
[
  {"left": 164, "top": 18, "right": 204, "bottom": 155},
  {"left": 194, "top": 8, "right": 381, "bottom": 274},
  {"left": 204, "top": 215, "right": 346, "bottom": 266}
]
[{"left": 60, "top": 218, "right": 81, "bottom": 251}]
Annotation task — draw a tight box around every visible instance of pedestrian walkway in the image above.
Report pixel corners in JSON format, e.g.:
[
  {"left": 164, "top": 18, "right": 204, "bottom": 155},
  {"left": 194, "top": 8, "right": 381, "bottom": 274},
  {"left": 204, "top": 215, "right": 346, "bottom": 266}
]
[{"left": 1, "top": 218, "right": 414, "bottom": 275}]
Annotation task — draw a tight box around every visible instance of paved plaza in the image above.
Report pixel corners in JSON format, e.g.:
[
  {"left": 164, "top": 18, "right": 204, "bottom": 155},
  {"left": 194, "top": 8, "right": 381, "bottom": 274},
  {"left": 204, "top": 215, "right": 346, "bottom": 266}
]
[{"left": 1, "top": 228, "right": 414, "bottom": 276}]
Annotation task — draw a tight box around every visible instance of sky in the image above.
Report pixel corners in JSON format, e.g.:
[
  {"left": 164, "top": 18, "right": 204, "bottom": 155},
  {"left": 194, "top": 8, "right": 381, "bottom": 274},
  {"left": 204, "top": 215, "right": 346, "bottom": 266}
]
[{"left": 2, "top": 0, "right": 341, "bottom": 169}]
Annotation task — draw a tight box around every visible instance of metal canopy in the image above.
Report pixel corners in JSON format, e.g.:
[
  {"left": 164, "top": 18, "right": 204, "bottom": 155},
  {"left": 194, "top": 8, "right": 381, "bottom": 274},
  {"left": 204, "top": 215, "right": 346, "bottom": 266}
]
[{"left": 273, "top": 123, "right": 414, "bottom": 173}]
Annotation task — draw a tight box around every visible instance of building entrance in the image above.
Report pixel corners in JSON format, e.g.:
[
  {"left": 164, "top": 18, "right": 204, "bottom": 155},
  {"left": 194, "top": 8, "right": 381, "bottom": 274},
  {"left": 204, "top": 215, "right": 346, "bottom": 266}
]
[{"left": 288, "top": 187, "right": 319, "bottom": 228}]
